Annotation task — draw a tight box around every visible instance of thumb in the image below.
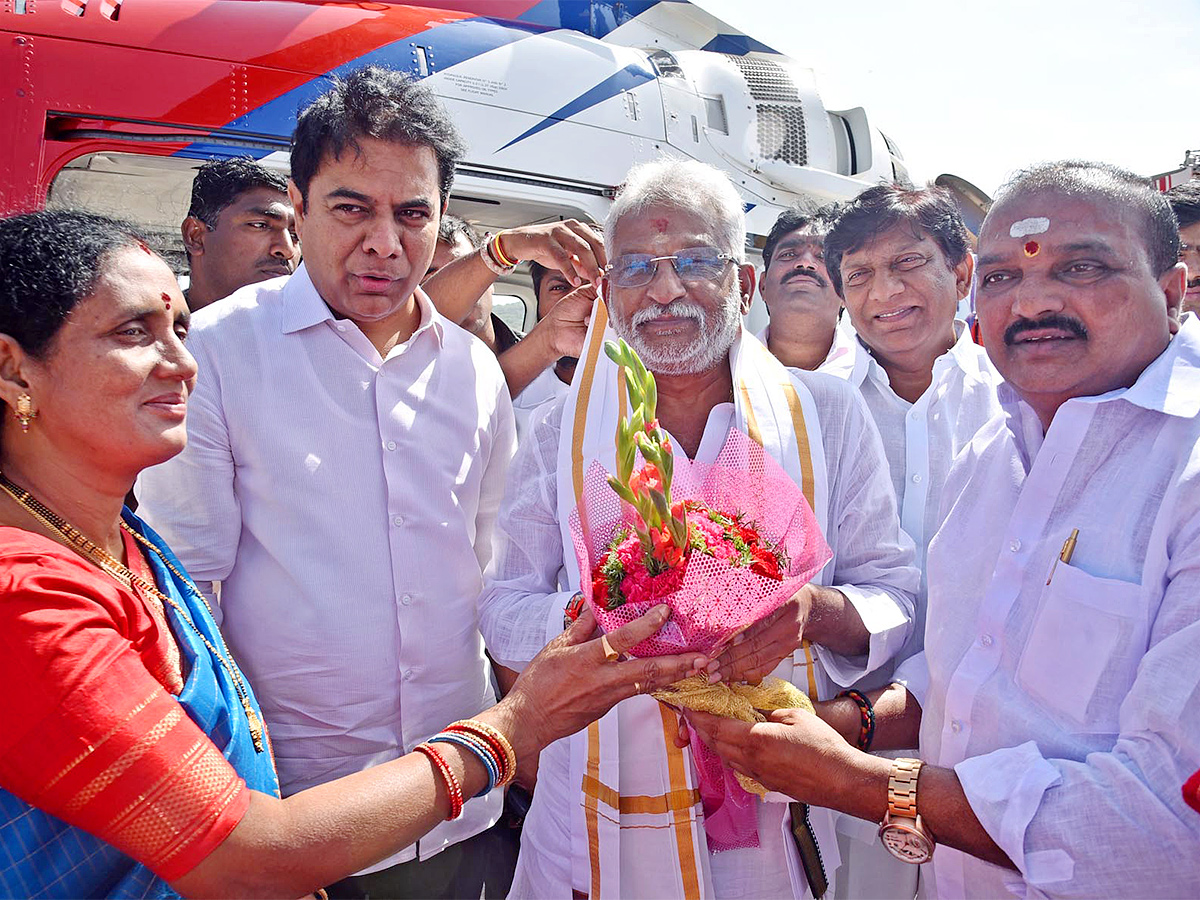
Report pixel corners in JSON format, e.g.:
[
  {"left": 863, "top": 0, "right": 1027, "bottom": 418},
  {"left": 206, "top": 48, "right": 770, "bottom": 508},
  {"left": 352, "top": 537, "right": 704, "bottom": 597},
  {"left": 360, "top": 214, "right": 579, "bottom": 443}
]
[{"left": 766, "top": 708, "right": 800, "bottom": 724}]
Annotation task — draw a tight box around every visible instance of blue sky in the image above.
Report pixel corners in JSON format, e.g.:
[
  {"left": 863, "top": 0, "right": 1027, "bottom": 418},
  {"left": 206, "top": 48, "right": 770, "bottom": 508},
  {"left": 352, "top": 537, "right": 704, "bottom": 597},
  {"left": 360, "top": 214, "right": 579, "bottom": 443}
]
[{"left": 699, "top": 0, "right": 1199, "bottom": 197}]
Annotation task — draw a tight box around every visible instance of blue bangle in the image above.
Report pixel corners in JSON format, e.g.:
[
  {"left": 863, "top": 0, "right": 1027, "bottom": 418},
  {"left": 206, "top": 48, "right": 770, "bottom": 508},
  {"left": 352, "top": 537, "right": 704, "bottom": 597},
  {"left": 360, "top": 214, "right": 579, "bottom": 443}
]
[{"left": 430, "top": 733, "right": 498, "bottom": 797}]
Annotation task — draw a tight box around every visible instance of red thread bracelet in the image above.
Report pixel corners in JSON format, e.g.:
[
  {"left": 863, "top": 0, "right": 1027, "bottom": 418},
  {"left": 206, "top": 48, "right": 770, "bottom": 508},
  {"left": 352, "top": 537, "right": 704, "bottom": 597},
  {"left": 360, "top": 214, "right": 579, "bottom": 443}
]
[{"left": 415, "top": 742, "right": 464, "bottom": 820}]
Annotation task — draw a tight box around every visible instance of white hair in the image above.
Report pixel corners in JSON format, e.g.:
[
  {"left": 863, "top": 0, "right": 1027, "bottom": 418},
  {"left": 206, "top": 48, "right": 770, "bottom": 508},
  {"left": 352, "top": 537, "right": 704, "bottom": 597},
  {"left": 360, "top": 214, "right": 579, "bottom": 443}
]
[{"left": 604, "top": 158, "right": 747, "bottom": 262}]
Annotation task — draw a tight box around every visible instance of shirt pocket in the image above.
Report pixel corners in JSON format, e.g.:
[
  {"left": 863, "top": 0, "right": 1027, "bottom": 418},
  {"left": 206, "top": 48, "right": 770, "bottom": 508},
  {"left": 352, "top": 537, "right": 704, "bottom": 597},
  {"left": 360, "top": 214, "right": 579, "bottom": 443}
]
[{"left": 1015, "top": 561, "right": 1148, "bottom": 735}]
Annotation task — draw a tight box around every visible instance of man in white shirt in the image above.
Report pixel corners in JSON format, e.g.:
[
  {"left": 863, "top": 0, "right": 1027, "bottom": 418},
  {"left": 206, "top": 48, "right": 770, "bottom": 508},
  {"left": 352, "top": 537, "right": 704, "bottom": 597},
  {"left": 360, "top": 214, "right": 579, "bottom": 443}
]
[
  {"left": 480, "top": 158, "right": 920, "bottom": 899},
  {"left": 757, "top": 205, "right": 856, "bottom": 374},
  {"left": 138, "top": 68, "right": 519, "bottom": 898},
  {"left": 683, "top": 160, "right": 1200, "bottom": 898},
  {"left": 797, "top": 173, "right": 1002, "bottom": 900},
  {"left": 823, "top": 186, "right": 1002, "bottom": 591}
]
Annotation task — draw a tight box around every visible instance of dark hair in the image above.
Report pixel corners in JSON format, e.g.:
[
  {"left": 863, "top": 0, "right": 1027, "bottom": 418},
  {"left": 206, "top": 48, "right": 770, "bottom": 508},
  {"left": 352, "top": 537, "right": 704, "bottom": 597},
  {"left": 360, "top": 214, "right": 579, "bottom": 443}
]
[
  {"left": 1166, "top": 180, "right": 1200, "bottom": 230},
  {"left": 0, "top": 210, "right": 150, "bottom": 359},
  {"left": 186, "top": 157, "right": 289, "bottom": 226},
  {"left": 990, "top": 160, "right": 1180, "bottom": 277},
  {"left": 762, "top": 204, "right": 840, "bottom": 271},
  {"left": 438, "top": 213, "right": 480, "bottom": 249},
  {"left": 290, "top": 66, "right": 466, "bottom": 208},
  {"left": 824, "top": 184, "right": 970, "bottom": 295},
  {"left": 529, "top": 261, "right": 550, "bottom": 296}
]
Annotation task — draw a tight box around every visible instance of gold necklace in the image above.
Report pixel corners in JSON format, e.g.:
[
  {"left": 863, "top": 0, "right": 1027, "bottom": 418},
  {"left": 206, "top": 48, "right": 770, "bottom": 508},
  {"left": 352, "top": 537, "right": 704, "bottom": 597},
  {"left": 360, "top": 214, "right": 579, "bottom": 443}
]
[{"left": 0, "top": 471, "right": 265, "bottom": 753}]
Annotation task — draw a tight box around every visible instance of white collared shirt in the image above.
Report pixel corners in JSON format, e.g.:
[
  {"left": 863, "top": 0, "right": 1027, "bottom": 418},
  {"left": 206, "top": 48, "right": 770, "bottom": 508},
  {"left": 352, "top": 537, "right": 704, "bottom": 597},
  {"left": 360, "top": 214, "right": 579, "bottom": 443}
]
[
  {"left": 906, "top": 318, "right": 1200, "bottom": 898},
  {"left": 824, "top": 321, "right": 1001, "bottom": 571},
  {"left": 512, "top": 365, "right": 569, "bottom": 441},
  {"left": 137, "top": 264, "right": 516, "bottom": 868},
  {"left": 819, "top": 323, "right": 1002, "bottom": 690}
]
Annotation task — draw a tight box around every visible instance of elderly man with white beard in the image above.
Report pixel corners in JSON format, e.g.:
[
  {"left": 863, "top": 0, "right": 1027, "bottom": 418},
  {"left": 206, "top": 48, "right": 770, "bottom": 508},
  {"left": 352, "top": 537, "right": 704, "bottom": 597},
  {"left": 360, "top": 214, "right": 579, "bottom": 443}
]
[{"left": 478, "top": 159, "right": 920, "bottom": 899}]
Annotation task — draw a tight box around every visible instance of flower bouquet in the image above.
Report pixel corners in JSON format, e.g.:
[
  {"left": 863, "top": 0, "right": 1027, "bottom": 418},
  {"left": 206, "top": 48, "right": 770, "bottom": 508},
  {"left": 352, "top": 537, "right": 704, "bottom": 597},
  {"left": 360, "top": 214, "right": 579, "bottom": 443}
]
[{"left": 568, "top": 339, "right": 832, "bottom": 849}]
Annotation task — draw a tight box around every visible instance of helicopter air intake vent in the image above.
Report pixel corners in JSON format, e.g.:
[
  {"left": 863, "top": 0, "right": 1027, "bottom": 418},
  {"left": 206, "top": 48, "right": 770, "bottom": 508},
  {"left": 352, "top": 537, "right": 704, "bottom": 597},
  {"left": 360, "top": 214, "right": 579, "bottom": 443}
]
[{"left": 725, "top": 56, "right": 807, "bottom": 166}]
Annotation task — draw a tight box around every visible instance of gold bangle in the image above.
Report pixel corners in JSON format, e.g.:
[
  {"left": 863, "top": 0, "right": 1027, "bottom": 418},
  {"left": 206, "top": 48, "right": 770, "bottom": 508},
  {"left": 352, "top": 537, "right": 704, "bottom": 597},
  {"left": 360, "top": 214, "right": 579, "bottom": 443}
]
[{"left": 450, "top": 718, "right": 518, "bottom": 787}]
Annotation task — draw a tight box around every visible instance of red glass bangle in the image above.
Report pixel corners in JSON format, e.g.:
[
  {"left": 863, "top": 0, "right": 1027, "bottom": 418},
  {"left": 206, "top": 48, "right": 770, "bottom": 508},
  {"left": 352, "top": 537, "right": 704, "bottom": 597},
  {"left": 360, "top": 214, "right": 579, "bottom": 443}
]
[{"left": 415, "top": 742, "right": 464, "bottom": 820}]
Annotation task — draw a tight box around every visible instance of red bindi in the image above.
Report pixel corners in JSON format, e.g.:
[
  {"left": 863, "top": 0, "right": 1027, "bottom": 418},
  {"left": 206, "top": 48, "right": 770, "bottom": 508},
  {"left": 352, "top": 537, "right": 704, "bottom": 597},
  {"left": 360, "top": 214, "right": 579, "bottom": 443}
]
[
  {"left": 161, "top": 292, "right": 172, "bottom": 310},
  {"left": 1024, "top": 240, "right": 1040, "bottom": 258},
  {"left": 651, "top": 218, "right": 670, "bottom": 233}
]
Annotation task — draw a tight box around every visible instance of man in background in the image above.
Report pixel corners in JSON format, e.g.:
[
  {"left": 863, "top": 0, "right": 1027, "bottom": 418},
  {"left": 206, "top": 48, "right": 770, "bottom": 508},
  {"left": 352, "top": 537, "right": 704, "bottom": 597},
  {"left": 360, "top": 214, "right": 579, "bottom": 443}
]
[
  {"left": 1166, "top": 180, "right": 1200, "bottom": 315},
  {"left": 757, "top": 205, "right": 855, "bottom": 373},
  {"left": 181, "top": 157, "right": 299, "bottom": 310}
]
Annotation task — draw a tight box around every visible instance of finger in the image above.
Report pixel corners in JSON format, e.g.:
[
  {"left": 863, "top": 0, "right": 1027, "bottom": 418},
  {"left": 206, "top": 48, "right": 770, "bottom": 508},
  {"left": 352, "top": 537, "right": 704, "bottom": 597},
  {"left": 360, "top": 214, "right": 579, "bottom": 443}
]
[
  {"left": 673, "top": 714, "right": 690, "bottom": 749},
  {"left": 562, "top": 606, "right": 597, "bottom": 646},
  {"left": 538, "top": 237, "right": 582, "bottom": 286},
  {"left": 604, "top": 603, "right": 670, "bottom": 655},
  {"left": 563, "top": 220, "right": 607, "bottom": 274},
  {"left": 609, "top": 651, "right": 706, "bottom": 700}
]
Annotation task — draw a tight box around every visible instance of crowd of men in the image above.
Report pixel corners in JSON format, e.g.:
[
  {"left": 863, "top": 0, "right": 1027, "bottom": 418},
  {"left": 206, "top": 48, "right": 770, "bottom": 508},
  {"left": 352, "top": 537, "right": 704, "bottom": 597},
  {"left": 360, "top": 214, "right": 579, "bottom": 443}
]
[{"left": 126, "top": 66, "right": 1199, "bottom": 898}]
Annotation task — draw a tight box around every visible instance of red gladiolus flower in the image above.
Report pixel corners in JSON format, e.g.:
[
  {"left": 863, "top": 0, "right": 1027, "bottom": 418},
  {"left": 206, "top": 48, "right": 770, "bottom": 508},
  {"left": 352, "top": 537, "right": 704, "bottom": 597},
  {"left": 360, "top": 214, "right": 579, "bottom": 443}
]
[
  {"left": 628, "top": 463, "right": 663, "bottom": 496},
  {"left": 592, "top": 574, "right": 609, "bottom": 605}
]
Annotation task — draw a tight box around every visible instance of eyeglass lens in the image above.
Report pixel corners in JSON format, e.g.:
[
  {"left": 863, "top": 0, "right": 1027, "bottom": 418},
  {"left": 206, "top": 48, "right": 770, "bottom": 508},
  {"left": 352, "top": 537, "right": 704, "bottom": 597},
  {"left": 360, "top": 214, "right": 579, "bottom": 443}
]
[{"left": 610, "top": 247, "right": 728, "bottom": 287}]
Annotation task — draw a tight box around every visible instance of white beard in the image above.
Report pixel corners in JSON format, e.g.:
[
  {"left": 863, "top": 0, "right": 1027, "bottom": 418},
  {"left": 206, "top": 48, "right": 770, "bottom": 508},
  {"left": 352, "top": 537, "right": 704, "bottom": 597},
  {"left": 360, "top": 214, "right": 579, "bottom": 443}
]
[{"left": 611, "top": 283, "right": 742, "bottom": 376}]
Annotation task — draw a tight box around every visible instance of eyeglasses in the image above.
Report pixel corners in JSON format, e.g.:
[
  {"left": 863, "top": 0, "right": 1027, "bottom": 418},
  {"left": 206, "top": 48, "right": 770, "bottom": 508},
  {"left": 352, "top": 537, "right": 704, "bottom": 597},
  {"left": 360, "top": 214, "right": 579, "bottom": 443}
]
[{"left": 605, "top": 247, "right": 735, "bottom": 288}]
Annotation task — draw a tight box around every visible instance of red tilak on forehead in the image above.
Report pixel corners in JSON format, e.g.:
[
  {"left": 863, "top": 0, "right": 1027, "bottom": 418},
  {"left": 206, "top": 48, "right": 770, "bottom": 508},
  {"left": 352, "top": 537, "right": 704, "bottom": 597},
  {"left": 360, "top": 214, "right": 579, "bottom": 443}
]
[
  {"left": 1024, "top": 240, "right": 1040, "bottom": 258},
  {"left": 161, "top": 292, "right": 172, "bottom": 310},
  {"left": 651, "top": 218, "right": 670, "bottom": 233},
  {"left": 137, "top": 239, "right": 152, "bottom": 255}
]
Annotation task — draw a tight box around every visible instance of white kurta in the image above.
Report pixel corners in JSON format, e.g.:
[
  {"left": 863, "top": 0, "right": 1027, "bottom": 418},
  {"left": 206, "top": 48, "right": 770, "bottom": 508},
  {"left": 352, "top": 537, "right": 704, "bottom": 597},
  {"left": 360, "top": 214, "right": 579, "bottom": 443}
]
[
  {"left": 899, "top": 318, "right": 1200, "bottom": 897},
  {"left": 816, "top": 323, "right": 1002, "bottom": 898},
  {"left": 481, "top": 325, "right": 919, "bottom": 898},
  {"left": 511, "top": 364, "right": 570, "bottom": 442},
  {"left": 137, "top": 265, "right": 516, "bottom": 870}
]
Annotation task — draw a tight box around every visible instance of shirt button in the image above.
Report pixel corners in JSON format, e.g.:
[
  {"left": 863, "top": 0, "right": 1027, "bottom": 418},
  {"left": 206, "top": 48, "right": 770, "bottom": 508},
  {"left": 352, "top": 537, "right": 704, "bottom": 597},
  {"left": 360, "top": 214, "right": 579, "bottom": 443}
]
[
  {"left": 393, "top": 515, "right": 405, "bottom": 527},
  {"left": 386, "top": 440, "right": 397, "bottom": 451},
  {"left": 1009, "top": 539, "right": 1021, "bottom": 552},
  {"left": 336, "top": 324, "right": 346, "bottom": 332},
  {"left": 401, "top": 594, "right": 413, "bottom": 606},
  {"left": 951, "top": 719, "right": 963, "bottom": 733},
  {"left": 932, "top": 412, "right": 941, "bottom": 421},
  {"left": 911, "top": 473, "right": 923, "bottom": 484},
  {"left": 403, "top": 669, "right": 414, "bottom": 681},
  {"left": 980, "top": 634, "right": 994, "bottom": 647}
]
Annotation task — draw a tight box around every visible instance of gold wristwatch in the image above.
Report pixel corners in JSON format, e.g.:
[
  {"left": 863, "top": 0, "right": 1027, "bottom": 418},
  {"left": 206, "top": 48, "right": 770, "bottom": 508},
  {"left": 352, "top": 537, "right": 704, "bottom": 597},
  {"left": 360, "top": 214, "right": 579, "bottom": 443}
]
[{"left": 878, "top": 757, "right": 935, "bottom": 864}]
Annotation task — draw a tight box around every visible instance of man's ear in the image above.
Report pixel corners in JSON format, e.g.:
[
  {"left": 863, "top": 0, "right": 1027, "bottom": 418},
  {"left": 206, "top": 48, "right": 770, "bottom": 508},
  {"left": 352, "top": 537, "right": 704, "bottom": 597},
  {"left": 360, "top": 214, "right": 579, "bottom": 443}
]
[
  {"left": 181, "top": 216, "right": 207, "bottom": 257},
  {"left": 287, "top": 179, "right": 307, "bottom": 243},
  {"left": 954, "top": 251, "right": 976, "bottom": 301},
  {"left": 738, "top": 263, "right": 756, "bottom": 315},
  {"left": 1161, "top": 261, "right": 1186, "bottom": 335}
]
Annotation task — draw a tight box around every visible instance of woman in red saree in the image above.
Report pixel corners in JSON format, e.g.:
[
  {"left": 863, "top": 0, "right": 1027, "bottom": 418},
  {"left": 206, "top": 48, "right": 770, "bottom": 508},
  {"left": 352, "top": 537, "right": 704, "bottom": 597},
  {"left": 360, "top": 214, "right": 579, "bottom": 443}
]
[{"left": 0, "top": 209, "right": 706, "bottom": 898}]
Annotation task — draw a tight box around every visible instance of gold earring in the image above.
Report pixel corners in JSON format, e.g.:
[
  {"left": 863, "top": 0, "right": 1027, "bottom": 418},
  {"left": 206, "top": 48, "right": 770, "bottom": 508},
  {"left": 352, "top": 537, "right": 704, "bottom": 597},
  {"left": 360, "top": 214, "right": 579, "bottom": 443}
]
[{"left": 14, "top": 393, "right": 36, "bottom": 433}]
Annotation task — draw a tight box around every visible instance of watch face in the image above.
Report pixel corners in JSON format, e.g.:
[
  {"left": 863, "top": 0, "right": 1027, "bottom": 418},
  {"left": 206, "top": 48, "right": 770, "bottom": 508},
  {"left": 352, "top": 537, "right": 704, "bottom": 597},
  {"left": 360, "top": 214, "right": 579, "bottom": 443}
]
[{"left": 880, "top": 823, "right": 933, "bottom": 863}]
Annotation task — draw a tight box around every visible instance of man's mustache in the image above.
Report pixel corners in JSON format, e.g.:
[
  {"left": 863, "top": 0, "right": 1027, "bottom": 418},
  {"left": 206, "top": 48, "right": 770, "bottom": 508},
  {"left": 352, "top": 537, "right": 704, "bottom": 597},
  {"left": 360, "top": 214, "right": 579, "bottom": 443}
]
[
  {"left": 1004, "top": 314, "right": 1088, "bottom": 345},
  {"left": 784, "top": 267, "right": 827, "bottom": 288}
]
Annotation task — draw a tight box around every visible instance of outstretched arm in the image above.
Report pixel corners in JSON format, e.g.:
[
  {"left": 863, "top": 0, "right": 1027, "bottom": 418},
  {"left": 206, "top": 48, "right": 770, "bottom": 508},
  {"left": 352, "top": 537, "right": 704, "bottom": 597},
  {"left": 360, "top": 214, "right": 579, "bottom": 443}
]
[{"left": 175, "top": 606, "right": 706, "bottom": 898}]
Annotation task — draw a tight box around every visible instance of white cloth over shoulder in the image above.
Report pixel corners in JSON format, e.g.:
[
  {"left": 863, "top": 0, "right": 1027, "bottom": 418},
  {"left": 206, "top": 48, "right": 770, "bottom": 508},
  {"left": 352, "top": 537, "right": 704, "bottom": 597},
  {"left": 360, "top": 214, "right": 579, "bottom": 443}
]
[
  {"left": 137, "top": 265, "right": 516, "bottom": 870},
  {"left": 481, "top": 301, "right": 918, "bottom": 898},
  {"left": 919, "top": 318, "right": 1200, "bottom": 898}
]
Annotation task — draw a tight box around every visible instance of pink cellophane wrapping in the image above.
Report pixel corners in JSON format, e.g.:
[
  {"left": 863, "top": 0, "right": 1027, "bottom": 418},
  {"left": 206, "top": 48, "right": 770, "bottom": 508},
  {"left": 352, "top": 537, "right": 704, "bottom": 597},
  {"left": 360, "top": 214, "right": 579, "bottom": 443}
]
[
  {"left": 569, "top": 428, "right": 833, "bottom": 851},
  {"left": 570, "top": 427, "right": 832, "bottom": 658}
]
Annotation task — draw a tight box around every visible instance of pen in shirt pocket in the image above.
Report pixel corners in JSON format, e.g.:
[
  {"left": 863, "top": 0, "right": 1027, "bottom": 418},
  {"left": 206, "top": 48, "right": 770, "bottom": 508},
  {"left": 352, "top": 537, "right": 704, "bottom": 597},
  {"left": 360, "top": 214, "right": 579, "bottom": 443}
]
[{"left": 1046, "top": 528, "right": 1080, "bottom": 585}]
